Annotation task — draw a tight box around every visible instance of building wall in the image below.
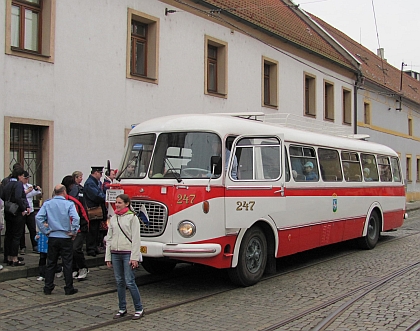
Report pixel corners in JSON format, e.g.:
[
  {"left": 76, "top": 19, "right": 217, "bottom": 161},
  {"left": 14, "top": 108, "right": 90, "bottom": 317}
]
[{"left": 2, "top": 0, "right": 355, "bottom": 194}]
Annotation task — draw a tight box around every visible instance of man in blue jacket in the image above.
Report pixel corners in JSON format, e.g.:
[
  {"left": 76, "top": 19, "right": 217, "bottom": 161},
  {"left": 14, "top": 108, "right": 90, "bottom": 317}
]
[
  {"left": 36, "top": 184, "right": 80, "bottom": 295},
  {"left": 84, "top": 166, "right": 106, "bottom": 257}
]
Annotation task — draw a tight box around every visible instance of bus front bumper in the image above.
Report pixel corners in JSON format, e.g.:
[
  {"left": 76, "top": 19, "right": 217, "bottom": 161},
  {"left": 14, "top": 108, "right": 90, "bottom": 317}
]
[{"left": 141, "top": 242, "right": 221, "bottom": 258}]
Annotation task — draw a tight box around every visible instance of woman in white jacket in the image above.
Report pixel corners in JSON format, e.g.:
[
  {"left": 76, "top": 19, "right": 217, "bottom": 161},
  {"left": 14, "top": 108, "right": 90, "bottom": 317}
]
[{"left": 105, "top": 194, "right": 144, "bottom": 320}]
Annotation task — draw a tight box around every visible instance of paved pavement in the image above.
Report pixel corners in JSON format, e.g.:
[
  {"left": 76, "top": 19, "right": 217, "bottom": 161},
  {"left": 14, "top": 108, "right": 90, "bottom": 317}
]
[{"left": 0, "top": 201, "right": 419, "bottom": 283}]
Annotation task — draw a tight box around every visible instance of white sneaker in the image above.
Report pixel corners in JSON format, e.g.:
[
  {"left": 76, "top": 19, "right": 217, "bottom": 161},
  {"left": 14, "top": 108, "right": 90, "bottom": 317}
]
[
  {"left": 0, "top": 264, "right": 3, "bottom": 271},
  {"left": 55, "top": 267, "right": 63, "bottom": 278},
  {"left": 72, "top": 271, "right": 79, "bottom": 279},
  {"left": 37, "top": 276, "right": 45, "bottom": 281},
  {"left": 77, "top": 268, "right": 89, "bottom": 279}
]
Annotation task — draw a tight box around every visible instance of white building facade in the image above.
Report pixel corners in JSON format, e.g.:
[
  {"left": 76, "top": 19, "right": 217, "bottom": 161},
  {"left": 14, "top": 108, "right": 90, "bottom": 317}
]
[{"left": 2, "top": 0, "right": 361, "bottom": 197}]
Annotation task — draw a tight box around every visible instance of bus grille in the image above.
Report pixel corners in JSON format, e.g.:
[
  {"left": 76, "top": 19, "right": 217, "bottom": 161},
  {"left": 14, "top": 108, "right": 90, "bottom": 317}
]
[{"left": 131, "top": 200, "right": 168, "bottom": 236}]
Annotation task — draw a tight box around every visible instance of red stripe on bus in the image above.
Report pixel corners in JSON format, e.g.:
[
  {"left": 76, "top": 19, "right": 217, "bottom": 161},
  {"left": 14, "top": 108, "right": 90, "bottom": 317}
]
[{"left": 164, "top": 208, "right": 404, "bottom": 268}]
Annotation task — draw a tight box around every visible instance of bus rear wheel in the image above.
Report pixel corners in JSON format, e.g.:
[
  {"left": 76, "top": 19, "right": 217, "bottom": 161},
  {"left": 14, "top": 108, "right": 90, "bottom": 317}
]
[
  {"left": 358, "top": 211, "right": 380, "bottom": 250},
  {"left": 228, "top": 227, "right": 267, "bottom": 287},
  {"left": 141, "top": 258, "right": 177, "bottom": 274}
]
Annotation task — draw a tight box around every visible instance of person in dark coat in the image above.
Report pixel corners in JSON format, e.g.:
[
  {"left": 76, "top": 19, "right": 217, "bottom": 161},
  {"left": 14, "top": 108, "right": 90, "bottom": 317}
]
[
  {"left": 0, "top": 167, "right": 29, "bottom": 266},
  {"left": 84, "top": 166, "right": 106, "bottom": 257}
]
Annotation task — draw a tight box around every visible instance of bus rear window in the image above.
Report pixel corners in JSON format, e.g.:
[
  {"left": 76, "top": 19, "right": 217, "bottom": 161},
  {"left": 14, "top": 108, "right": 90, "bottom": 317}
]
[{"left": 391, "top": 157, "right": 402, "bottom": 182}]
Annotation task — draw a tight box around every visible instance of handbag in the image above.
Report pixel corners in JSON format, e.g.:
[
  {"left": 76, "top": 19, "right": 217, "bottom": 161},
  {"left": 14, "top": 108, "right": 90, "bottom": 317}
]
[
  {"left": 4, "top": 200, "right": 19, "bottom": 216},
  {"left": 87, "top": 206, "right": 104, "bottom": 220},
  {"left": 4, "top": 182, "right": 19, "bottom": 216}
]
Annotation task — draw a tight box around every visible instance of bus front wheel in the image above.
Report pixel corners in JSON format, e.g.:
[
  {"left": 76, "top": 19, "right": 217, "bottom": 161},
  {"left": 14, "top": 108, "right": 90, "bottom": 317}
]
[
  {"left": 228, "top": 227, "right": 267, "bottom": 287},
  {"left": 358, "top": 211, "right": 380, "bottom": 250}
]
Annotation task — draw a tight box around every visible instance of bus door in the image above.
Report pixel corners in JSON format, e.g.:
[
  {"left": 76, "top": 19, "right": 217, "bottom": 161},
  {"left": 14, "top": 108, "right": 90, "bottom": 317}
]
[{"left": 224, "top": 135, "right": 285, "bottom": 229}]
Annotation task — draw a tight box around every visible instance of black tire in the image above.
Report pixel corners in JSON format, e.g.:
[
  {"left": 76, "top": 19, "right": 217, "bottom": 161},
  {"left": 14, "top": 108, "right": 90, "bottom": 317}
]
[
  {"left": 358, "top": 211, "right": 380, "bottom": 250},
  {"left": 141, "top": 258, "right": 177, "bottom": 274},
  {"left": 228, "top": 227, "right": 267, "bottom": 287}
]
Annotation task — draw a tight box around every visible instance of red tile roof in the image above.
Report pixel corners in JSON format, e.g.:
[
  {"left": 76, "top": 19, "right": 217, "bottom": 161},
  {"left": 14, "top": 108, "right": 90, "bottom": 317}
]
[
  {"left": 200, "top": 0, "right": 355, "bottom": 70},
  {"left": 309, "top": 13, "right": 420, "bottom": 105}
]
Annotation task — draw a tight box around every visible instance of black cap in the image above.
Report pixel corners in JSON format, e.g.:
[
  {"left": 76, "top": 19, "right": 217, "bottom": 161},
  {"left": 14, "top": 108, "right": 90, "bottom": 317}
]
[
  {"left": 91, "top": 166, "right": 104, "bottom": 173},
  {"left": 23, "top": 171, "right": 30, "bottom": 178}
]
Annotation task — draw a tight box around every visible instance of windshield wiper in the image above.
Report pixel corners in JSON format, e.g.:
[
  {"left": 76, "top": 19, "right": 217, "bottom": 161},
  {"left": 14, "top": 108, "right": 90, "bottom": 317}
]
[{"left": 164, "top": 157, "right": 183, "bottom": 183}]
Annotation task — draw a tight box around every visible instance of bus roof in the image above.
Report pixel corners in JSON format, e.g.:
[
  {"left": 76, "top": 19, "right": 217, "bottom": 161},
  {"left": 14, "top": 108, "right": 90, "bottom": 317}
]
[{"left": 130, "top": 114, "right": 397, "bottom": 156}]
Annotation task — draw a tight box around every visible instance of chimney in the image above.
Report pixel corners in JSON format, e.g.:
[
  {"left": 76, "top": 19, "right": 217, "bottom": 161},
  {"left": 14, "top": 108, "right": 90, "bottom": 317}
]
[{"left": 377, "top": 48, "right": 387, "bottom": 62}]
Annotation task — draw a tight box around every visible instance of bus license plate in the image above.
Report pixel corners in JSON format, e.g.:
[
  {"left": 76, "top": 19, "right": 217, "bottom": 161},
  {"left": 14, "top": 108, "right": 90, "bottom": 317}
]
[
  {"left": 140, "top": 246, "right": 147, "bottom": 254},
  {"left": 106, "top": 189, "right": 124, "bottom": 202}
]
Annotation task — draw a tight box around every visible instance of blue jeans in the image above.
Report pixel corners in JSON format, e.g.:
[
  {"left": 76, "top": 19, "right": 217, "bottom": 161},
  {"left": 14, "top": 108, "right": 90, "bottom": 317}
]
[{"left": 111, "top": 253, "right": 143, "bottom": 312}]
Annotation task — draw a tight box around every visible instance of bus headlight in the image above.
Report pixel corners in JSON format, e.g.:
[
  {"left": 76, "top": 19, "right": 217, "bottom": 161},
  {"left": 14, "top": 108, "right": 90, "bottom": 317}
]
[{"left": 178, "top": 221, "right": 196, "bottom": 238}]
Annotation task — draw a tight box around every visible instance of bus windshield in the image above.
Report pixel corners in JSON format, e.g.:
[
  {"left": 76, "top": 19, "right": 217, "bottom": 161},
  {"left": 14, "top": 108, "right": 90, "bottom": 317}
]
[
  {"left": 119, "top": 134, "right": 156, "bottom": 179},
  {"left": 150, "top": 132, "right": 222, "bottom": 179}
]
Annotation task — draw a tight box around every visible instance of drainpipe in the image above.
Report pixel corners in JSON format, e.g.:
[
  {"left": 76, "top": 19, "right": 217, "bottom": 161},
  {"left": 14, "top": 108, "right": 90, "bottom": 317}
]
[{"left": 353, "top": 74, "right": 363, "bottom": 135}]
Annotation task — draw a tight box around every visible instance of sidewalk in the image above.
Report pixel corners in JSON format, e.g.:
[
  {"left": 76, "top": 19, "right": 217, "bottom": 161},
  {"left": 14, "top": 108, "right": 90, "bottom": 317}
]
[
  {"left": 0, "top": 201, "right": 419, "bottom": 282},
  {"left": 0, "top": 245, "right": 105, "bottom": 282}
]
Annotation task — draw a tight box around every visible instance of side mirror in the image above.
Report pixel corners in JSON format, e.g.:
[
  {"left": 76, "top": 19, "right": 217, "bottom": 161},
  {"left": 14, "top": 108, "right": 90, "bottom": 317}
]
[{"left": 211, "top": 156, "right": 222, "bottom": 176}]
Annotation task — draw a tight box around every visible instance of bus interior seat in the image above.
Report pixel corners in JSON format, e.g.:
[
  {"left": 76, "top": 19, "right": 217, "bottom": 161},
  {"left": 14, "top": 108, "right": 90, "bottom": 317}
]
[
  {"left": 348, "top": 175, "right": 362, "bottom": 182},
  {"left": 323, "top": 175, "right": 338, "bottom": 181},
  {"left": 295, "top": 174, "right": 306, "bottom": 181}
]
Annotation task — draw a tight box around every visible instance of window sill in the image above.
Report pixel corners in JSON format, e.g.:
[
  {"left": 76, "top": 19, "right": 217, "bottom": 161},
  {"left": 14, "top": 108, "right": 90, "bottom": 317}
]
[
  {"left": 11, "top": 47, "right": 49, "bottom": 57},
  {"left": 263, "top": 103, "right": 278, "bottom": 110},
  {"left": 205, "top": 91, "right": 227, "bottom": 98},
  {"left": 8, "top": 47, "right": 52, "bottom": 62},
  {"left": 128, "top": 74, "right": 158, "bottom": 84}
]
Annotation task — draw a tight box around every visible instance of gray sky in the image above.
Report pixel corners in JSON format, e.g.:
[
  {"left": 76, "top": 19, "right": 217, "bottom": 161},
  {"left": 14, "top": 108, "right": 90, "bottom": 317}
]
[{"left": 297, "top": 0, "right": 419, "bottom": 71}]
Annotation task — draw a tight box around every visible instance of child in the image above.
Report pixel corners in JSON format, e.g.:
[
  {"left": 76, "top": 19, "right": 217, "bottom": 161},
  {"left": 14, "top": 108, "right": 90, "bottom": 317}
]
[{"left": 35, "top": 223, "right": 63, "bottom": 281}]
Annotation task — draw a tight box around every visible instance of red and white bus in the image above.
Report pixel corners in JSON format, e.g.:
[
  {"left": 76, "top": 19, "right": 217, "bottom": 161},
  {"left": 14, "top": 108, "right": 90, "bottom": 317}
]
[{"left": 107, "top": 113, "right": 406, "bottom": 286}]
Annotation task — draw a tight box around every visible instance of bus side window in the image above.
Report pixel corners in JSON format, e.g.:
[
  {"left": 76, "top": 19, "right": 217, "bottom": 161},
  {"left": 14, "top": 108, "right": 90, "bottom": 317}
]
[
  {"left": 341, "top": 151, "right": 362, "bottom": 182},
  {"left": 361, "top": 153, "right": 379, "bottom": 181},
  {"left": 285, "top": 147, "right": 290, "bottom": 182},
  {"left": 237, "top": 146, "right": 253, "bottom": 180},
  {"left": 261, "top": 145, "right": 280, "bottom": 179},
  {"left": 226, "top": 136, "right": 238, "bottom": 180},
  {"left": 378, "top": 156, "right": 392, "bottom": 182},
  {"left": 319, "top": 148, "right": 342, "bottom": 182},
  {"left": 289, "top": 145, "right": 303, "bottom": 179},
  {"left": 290, "top": 145, "right": 318, "bottom": 181}
]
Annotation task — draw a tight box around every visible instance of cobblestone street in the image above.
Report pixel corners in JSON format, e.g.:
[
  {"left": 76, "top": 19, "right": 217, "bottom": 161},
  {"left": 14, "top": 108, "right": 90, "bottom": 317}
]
[{"left": 0, "top": 203, "right": 419, "bottom": 330}]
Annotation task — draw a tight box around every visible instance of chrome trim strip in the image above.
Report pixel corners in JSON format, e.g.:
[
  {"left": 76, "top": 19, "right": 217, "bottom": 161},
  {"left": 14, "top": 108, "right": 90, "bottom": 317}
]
[{"left": 226, "top": 186, "right": 273, "bottom": 190}]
